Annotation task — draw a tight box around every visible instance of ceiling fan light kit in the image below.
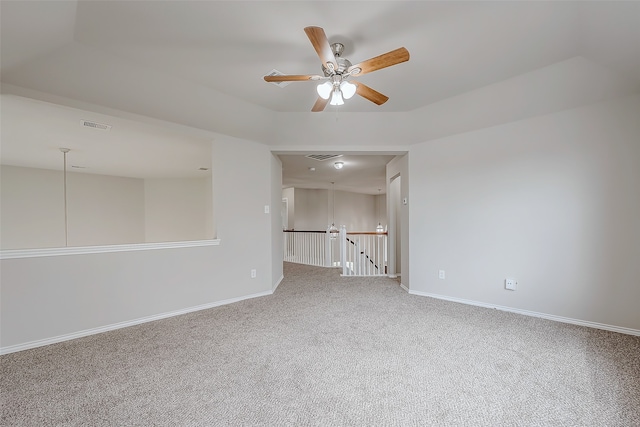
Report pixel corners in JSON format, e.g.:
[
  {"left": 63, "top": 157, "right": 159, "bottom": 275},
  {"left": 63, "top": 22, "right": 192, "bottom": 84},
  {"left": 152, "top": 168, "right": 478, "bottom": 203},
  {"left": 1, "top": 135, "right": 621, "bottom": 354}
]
[
  {"left": 263, "top": 26, "right": 409, "bottom": 112},
  {"left": 340, "top": 81, "right": 357, "bottom": 99},
  {"left": 316, "top": 81, "right": 332, "bottom": 99},
  {"left": 330, "top": 89, "right": 344, "bottom": 106}
]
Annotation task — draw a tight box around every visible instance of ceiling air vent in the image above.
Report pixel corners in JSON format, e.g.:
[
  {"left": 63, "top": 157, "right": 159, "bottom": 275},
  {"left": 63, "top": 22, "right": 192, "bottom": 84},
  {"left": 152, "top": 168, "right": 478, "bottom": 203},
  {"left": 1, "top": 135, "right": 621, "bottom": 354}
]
[
  {"left": 305, "top": 154, "right": 343, "bottom": 162},
  {"left": 264, "top": 69, "right": 291, "bottom": 88},
  {"left": 81, "top": 120, "right": 112, "bottom": 131}
]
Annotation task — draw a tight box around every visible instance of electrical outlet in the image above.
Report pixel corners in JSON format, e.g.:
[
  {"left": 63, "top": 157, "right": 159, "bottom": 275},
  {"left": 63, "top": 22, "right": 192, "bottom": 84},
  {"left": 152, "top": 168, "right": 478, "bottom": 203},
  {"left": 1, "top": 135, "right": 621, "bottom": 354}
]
[
  {"left": 251, "top": 269, "right": 257, "bottom": 279},
  {"left": 505, "top": 278, "right": 517, "bottom": 290},
  {"left": 438, "top": 270, "right": 445, "bottom": 280},
  {"left": 264, "top": 205, "right": 270, "bottom": 214}
]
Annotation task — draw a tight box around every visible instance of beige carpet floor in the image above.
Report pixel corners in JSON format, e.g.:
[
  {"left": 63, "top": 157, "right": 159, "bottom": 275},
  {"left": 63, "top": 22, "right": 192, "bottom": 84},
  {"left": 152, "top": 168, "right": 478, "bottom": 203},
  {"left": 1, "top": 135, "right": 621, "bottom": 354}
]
[{"left": 1, "top": 262, "right": 639, "bottom": 426}]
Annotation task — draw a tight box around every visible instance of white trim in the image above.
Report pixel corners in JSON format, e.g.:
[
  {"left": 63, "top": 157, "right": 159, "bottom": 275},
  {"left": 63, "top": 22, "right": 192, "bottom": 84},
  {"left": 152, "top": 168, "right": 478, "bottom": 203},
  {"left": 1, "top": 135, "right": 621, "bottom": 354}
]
[
  {"left": 340, "top": 274, "right": 388, "bottom": 277},
  {"left": 409, "top": 290, "right": 640, "bottom": 337},
  {"left": 0, "top": 289, "right": 272, "bottom": 355},
  {"left": 270, "top": 146, "right": 410, "bottom": 155},
  {"left": 0, "top": 239, "right": 221, "bottom": 260},
  {"left": 400, "top": 283, "right": 409, "bottom": 293},
  {"left": 272, "top": 274, "right": 284, "bottom": 292}
]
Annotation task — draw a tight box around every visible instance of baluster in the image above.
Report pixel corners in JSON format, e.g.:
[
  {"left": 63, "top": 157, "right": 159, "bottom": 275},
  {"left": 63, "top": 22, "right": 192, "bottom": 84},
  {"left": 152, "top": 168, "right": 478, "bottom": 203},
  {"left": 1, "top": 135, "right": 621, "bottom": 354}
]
[
  {"left": 325, "top": 227, "right": 331, "bottom": 267},
  {"left": 367, "top": 235, "right": 372, "bottom": 275},
  {"left": 313, "top": 233, "right": 317, "bottom": 266},
  {"left": 355, "top": 238, "right": 360, "bottom": 275},
  {"left": 369, "top": 235, "right": 372, "bottom": 275},
  {"left": 377, "top": 234, "right": 381, "bottom": 275}
]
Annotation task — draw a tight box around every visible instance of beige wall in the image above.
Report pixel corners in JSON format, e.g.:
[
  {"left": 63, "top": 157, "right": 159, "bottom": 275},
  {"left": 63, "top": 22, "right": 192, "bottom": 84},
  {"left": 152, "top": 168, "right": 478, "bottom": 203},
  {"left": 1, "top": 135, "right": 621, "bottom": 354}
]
[
  {"left": 288, "top": 187, "right": 382, "bottom": 232},
  {"left": 374, "top": 194, "right": 387, "bottom": 230},
  {"left": 0, "top": 166, "right": 145, "bottom": 248},
  {"left": 0, "top": 165, "right": 66, "bottom": 249},
  {"left": 408, "top": 94, "right": 640, "bottom": 330},
  {"left": 1, "top": 135, "right": 282, "bottom": 351},
  {"left": 144, "top": 177, "right": 212, "bottom": 243},
  {"left": 293, "top": 188, "right": 328, "bottom": 231},
  {"left": 334, "top": 190, "right": 379, "bottom": 232},
  {"left": 0, "top": 166, "right": 212, "bottom": 248},
  {"left": 67, "top": 172, "right": 145, "bottom": 246},
  {"left": 271, "top": 154, "right": 284, "bottom": 289}
]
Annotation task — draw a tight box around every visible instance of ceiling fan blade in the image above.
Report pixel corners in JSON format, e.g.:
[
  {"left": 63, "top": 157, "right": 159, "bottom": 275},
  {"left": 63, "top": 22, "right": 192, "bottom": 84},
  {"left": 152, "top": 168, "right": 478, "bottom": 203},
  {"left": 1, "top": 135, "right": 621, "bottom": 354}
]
[
  {"left": 304, "top": 26, "right": 337, "bottom": 72},
  {"left": 264, "top": 74, "right": 323, "bottom": 82},
  {"left": 354, "top": 81, "right": 389, "bottom": 105},
  {"left": 348, "top": 47, "right": 410, "bottom": 76},
  {"left": 311, "top": 96, "right": 329, "bottom": 112}
]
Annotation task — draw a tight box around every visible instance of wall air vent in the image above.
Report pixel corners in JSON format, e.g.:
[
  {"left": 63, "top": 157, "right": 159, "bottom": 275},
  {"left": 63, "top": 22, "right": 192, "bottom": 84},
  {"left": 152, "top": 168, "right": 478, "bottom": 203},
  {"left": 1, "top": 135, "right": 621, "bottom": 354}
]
[
  {"left": 305, "top": 154, "right": 343, "bottom": 162},
  {"left": 81, "top": 120, "right": 112, "bottom": 131},
  {"left": 265, "top": 69, "right": 291, "bottom": 88}
]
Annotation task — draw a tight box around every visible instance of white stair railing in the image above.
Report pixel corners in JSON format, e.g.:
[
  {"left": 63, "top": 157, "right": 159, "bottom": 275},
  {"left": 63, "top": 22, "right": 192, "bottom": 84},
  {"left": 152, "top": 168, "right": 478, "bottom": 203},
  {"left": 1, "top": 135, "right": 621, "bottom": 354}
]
[
  {"left": 340, "top": 226, "right": 387, "bottom": 277},
  {"left": 283, "top": 230, "right": 326, "bottom": 266},
  {"left": 283, "top": 227, "right": 387, "bottom": 276},
  {"left": 283, "top": 229, "right": 340, "bottom": 267}
]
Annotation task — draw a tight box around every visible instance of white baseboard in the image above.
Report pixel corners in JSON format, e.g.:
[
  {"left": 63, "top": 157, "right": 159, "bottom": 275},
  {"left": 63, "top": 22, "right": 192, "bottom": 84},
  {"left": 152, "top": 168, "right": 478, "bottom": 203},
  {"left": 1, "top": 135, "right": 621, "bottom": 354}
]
[
  {"left": 272, "top": 274, "right": 284, "bottom": 292},
  {"left": 409, "top": 290, "right": 640, "bottom": 337},
  {"left": 400, "top": 283, "right": 409, "bottom": 293},
  {"left": 0, "top": 290, "right": 273, "bottom": 355}
]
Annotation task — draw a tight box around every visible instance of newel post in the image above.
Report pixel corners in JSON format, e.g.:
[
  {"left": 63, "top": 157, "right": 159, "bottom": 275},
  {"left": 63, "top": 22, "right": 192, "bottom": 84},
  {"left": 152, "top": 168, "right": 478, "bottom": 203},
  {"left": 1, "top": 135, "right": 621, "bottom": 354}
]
[{"left": 340, "top": 225, "right": 347, "bottom": 276}]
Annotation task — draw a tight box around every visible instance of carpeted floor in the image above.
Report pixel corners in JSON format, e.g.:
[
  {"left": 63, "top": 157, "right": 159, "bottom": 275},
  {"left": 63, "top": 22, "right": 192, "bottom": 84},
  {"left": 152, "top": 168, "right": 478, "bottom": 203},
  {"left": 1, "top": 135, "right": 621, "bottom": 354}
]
[{"left": 1, "top": 262, "right": 639, "bottom": 426}]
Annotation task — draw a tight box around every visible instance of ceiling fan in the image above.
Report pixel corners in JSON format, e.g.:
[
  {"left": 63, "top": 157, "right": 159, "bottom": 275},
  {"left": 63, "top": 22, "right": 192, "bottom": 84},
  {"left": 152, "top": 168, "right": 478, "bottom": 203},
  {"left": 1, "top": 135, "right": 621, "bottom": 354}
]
[{"left": 264, "top": 26, "right": 410, "bottom": 112}]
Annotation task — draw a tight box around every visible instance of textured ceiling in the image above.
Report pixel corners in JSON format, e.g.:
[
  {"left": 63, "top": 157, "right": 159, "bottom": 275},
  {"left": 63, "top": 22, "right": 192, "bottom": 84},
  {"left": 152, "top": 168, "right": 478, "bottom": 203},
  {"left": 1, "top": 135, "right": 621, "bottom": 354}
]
[
  {"left": 1, "top": 1, "right": 639, "bottom": 185},
  {"left": 5, "top": 1, "right": 638, "bottom": 114}
]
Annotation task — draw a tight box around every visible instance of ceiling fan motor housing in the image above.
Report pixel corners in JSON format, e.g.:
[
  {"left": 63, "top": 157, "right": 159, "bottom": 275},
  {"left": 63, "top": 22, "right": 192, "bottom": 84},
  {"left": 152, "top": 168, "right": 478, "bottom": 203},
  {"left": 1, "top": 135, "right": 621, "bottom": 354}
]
[
  {"left": 322, "top": 42, "right": 352, "bottom": 76},
  {"left": 322, "top": 56, "right": 352, "bottom": 77}
]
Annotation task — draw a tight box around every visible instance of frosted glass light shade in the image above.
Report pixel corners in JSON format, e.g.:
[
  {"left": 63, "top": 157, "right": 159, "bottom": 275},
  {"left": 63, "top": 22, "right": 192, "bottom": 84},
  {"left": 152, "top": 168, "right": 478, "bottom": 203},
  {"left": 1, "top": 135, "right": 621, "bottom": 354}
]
[
  {"left": 316, "top": 81, "right": 333, "bottom": 99},
  {"left": 340, "top": 81, "right": 356, "bottom": 99},
  {"left": 329, "top": 223, "right": 338, "bottom": 239},
  {"left": 330, "top": 89, "right": 344, "bottom": 106}
]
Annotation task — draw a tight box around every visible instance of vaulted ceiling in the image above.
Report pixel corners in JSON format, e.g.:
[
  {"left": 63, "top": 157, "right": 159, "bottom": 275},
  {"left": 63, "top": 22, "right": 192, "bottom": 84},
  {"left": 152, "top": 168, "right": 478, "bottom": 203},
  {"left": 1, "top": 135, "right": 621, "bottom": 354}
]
[{"left": 1, "top": 1, "right": 639, "bottom": 185}]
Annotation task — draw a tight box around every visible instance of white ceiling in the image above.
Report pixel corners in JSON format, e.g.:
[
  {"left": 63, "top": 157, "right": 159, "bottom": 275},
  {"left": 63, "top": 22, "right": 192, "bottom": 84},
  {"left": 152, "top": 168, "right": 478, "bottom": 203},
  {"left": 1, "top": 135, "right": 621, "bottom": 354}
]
[
  {"left": 0, "top": 95, "right": 212, "bottom": 179},
  {"left": 1, "top": 1, "right": 639, "bottom": 186},
  {"left": 280, "top": 154, "right": 397, "bottom": 195}
]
